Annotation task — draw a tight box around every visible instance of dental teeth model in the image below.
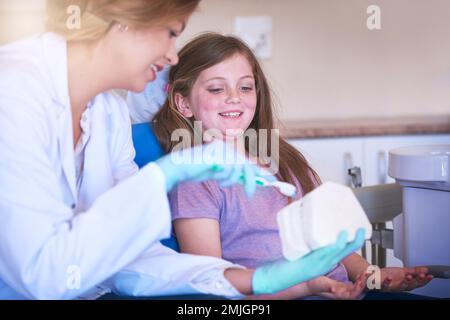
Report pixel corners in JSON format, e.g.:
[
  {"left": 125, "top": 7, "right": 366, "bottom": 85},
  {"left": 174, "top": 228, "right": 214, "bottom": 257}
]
[{"left": 277, "top": 182, "right": 372, "bottom": 261}]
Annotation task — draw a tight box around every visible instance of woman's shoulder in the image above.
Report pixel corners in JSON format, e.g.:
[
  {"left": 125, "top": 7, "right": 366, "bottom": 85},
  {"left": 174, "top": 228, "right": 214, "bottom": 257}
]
[
  {"left": 0, "top": 33, "right": 66, "bottom": 100},
  {"left": 0, "top": 33, "right": 63, "bottom": 72}
]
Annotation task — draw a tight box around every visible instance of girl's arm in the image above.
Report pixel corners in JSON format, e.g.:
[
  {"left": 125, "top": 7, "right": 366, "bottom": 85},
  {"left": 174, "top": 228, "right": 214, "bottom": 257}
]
[
  {"left": 342, "top": 253, "right": 370, "bottom": 282},
  {"left": 174, "top": 218, "right": 316, "bottom": 298},
  {"left": 174, "top": 218, "right": 368, "bottom": 298},
  {"left": 174, "top": 218, "right": 223, "bottom": 257},
  {"left": 229, "top": 273, "right": 368, "bottom": 300},
  {"left": 174, "top": 218, "right": 256, "bottom": 295},
  {"left": 342, "top": 253, "right": 433, "bottom": 292}
]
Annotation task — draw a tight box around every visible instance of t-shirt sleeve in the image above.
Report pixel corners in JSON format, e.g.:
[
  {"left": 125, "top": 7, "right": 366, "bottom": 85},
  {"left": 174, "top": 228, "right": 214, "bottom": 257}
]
[{"left": 169, "top": 181, "right": 223, "bottom": 221}]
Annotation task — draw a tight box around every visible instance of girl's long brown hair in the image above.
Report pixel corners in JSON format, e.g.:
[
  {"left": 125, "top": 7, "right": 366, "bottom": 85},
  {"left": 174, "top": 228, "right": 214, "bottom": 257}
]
[{"left": 153, "top": 32, "right": 320, "bottom": 194}]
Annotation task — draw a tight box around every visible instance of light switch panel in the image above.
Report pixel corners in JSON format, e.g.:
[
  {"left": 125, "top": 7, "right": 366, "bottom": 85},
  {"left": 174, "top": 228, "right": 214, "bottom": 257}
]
[{"left": 234, "top": 16, "right": 272, "bottom": 60}]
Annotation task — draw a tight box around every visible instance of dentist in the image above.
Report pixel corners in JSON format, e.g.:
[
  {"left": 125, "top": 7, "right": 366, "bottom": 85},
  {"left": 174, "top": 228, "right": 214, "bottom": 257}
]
[{"left": 0, "top": 0, "right": 364, "bottom": 299}]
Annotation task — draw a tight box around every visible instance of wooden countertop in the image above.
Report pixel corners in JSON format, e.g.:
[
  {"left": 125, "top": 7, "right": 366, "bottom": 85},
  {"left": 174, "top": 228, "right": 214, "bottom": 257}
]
[{"left": 278, "top": 115, "right": 450, "bottom": 139}]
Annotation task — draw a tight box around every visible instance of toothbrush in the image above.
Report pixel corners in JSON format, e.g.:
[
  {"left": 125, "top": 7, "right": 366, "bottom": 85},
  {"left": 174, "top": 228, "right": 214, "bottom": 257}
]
[
  {"left": 238, "top": 173, "right": 297, "bottom": 197},
  {"left": 253, "top": 176, "right": 297, "bottom": 197},
  {"left": 210, "top": 164, "right": 297, "bottom": 197}
]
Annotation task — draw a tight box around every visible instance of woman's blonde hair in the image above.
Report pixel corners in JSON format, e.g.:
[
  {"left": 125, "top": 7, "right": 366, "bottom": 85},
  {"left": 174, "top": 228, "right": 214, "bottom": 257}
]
[{"left": 46, "top": 0, "right": 200, "bottom": 41}]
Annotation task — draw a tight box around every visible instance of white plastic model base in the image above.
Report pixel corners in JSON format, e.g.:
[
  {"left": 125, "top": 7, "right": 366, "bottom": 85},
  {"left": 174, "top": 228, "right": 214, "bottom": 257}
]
[{"left": 277, "top": 182, "right": 372, "bottom": 261}]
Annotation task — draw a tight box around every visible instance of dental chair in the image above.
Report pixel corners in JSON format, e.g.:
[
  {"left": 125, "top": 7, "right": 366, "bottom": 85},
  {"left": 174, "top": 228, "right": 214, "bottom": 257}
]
[
  {"left": 349, "top": 145, "right": 450, "bottom": 298},
  {"left": 131, "top": 122, "right": 180, "bottom": 252}
]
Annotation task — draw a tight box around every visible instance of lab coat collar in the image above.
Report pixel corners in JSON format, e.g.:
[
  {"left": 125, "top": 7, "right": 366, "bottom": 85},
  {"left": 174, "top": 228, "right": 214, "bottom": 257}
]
[
  {"left": 56, "top": 107, "right": 78, "bottom": 206},
  {"left": 41, "top": 33, "right": 71, "bottom": 118},
  {"left": 40, "top": 33, "right": 115, "bottom": 207},
  {"left": 41, "top": 33, "right": 77, "bottom": 205}
]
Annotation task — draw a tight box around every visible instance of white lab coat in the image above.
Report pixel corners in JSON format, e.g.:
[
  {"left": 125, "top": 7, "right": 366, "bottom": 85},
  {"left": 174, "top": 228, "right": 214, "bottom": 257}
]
[{"left": 0, "top": 33, "right": 242, "bottom": 300}]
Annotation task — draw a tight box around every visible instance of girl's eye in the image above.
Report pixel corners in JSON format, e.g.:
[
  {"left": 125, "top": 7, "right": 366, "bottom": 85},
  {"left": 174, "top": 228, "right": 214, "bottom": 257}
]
[
  {"left": 207, "top": 88, "right": 223, "bottom": 94},
  {"left": 169, "top": 30, "right": 178, "bottom": 38},
  {"left": 240, "top": 86, "right": 253, "bottom": 92}
]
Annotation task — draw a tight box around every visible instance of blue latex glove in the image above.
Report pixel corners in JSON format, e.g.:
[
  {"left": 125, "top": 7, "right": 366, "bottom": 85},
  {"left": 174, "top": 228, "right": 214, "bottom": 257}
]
[
  {"left": 157, "top": 140, "right": 276, "bottom": 196},
  {"left": 252, "top": 229, "right": 366, "bottom": 295}
]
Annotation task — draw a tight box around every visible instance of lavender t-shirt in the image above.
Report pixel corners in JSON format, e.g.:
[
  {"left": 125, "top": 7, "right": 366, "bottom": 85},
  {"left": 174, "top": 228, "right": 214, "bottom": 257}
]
[{"left": 170, "top": 180, "right": 349, "bottom": 283}]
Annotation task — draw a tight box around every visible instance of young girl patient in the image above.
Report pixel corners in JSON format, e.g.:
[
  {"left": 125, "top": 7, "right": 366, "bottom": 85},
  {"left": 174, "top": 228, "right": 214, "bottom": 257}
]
[{"left": 153, "top": 33, "right": 432, "bottom": 299}]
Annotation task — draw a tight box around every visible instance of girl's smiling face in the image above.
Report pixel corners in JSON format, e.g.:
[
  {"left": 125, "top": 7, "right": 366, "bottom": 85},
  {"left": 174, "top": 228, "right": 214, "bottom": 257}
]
[{"left": 176, "top": 53, "right": 257, "bottom": 138}]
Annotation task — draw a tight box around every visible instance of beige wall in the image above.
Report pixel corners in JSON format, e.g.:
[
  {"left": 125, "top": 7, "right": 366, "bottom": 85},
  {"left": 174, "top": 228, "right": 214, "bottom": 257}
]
[
  {"left": 2, "top": 0, "right": 450, "bottom": 121},
  {"left": 0, "top": 0, "right": 45, "bottom": 44},
  {"left": 180, "top": 0, "right": 450, "bottom": 121}
]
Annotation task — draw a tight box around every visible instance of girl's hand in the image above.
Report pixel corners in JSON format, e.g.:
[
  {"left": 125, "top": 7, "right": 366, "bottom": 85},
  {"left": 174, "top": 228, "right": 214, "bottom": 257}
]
[
  {"left": 244, "top": 274, "right": 368, "bottom": 300},
  {"left": 380, "top": 267, "right": 433, "bottom": 292},
  {"left": 307, "top": 274, "right": 368, "bottom": 300}
]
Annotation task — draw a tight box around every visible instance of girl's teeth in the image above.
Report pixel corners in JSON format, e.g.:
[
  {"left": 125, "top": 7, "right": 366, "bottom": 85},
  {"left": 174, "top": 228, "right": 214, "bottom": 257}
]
[
  {"left": 220, "top": 112, "right": 242, "bottom": 117},
  {"left": 150, "top": 64, "right": 158, "bottom": 73}
]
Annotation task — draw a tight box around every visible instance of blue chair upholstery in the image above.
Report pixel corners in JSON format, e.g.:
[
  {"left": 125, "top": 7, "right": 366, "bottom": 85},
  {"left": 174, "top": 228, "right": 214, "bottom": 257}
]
[
  {"left": 131, "top": 123, "right": 164, "bottom": 169},
  {"left": 131, "top": 123, "right": 179, "bottom": 252}
]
